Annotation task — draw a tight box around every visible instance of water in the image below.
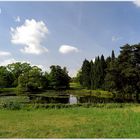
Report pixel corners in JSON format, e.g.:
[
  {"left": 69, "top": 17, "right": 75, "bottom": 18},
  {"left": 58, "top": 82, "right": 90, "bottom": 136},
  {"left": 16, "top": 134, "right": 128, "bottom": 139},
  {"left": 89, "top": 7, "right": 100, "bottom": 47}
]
[
  {"left": 1, "top": 91, "right": 138, "bottom": 105},
  {"left": 69, "top": 95, "right": 77, "bottom": 104},
  {"left": 28, "top": 94, "right": 114, "bottom": 104},
  {"left": 0, "top": 91, "right": 140, "bottom": 104}
]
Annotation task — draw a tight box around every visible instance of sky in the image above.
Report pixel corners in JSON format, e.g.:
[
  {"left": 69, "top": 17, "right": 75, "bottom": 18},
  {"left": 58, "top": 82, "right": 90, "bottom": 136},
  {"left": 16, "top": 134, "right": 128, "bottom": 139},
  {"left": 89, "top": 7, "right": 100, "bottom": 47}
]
[{"left": 0, "top": 1, "right": 140, "bottom": 77}]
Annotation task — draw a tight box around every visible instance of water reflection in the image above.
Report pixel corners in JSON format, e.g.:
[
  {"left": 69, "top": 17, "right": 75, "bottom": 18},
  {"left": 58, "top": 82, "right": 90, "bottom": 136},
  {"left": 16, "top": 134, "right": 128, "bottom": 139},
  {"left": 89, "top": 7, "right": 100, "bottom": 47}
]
[
  {"left": 69, "top": 95, "right": 77, "bottom": 104},
  {"left": 29, "top": 95, "right": 69, "bottom": 104},
  {"left": 29, "top": 94, "right": 114, "bottom": 104},
  {"left": 77, "top": 96, "right": 113, "bottom": 104}
]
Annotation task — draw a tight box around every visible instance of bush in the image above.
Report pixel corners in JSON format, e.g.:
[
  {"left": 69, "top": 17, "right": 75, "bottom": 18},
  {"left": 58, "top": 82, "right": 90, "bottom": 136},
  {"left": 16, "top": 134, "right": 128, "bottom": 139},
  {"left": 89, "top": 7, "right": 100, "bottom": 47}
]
[{"left": 0, "top": 101, "right": 22, "bottom": 110}]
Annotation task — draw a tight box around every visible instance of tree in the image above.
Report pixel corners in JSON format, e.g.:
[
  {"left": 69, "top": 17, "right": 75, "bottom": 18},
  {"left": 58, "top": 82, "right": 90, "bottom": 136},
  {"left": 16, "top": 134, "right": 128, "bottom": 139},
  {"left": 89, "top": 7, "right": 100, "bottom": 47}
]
[
  {"left": 7, "top": 62, "right": 32, "bottom": 87},
  {"left": 93, "top": 56, "right": 103, "bottom": 89},
  {"left": 105, "top": 44, "right": 140, "bottom": 101},
  {"left": 0, "top": 66, "right": 14, "bottom": 88},
  {"left": 18, "top": 72, "right": 29, "bottom": 91},
  {"left": 78, "top": 43, "right": 140, "bottom": 102},
  {"left": 133, "top": 44, "right": 140, "bottom": 99},
  {"left": 106, "top": 56, "right": 111, "bottom": 68},
  {"left": 111, "top": 50, "right": 115, "bottom": 61},
  {"left": 104, "top": 59, "right": 120, "bottom": 92},
  {"left": 90, "top": 60, "right": 94, "bottom": 89},
  {"left": 117, "top": 44, "right": 135, "bottom": 98},
  {"left": 100, "top": 54, "right": 107, "bottom": 88},
  {"left": 41, "top": 72, "right": 50, "bottom": 89},
  {"left": 75, "top": 70, "right": 82, "bottom": 85},
  {"left": 27, "top": 66, "right": 43, "bottom": 91},
  {"left": 80, "top": 55, "right": 106, "bottom": 90},
  {"left": 18, "top": 66, "right": 43, "bottom": 91},
  {"left": 81, "top": 59, "right": 91, "bottom": 89},
  {"left": 49, "top": 65, "right": 70, "bottom": 89}
]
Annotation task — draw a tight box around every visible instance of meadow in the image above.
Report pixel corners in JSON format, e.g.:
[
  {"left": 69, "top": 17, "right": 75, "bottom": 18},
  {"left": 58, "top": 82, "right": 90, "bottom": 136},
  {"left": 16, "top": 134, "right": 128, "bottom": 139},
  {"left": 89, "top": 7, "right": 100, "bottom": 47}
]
[
  {"left": 0, "top": 83, "right": 139, "bottom": 138},
  {"left": 0, "top": 104, "right": 140, "bottom": 138}
]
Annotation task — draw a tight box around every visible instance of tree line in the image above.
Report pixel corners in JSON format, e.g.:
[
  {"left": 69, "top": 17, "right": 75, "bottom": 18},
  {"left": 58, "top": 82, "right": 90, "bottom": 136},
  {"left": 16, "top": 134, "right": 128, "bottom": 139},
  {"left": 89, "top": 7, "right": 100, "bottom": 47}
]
[
  {"left": 77, "top": 43, "right": 140, "bottom": 100},
  {"left": 0, "top": 63, "right": 70, "bottom": 91}
]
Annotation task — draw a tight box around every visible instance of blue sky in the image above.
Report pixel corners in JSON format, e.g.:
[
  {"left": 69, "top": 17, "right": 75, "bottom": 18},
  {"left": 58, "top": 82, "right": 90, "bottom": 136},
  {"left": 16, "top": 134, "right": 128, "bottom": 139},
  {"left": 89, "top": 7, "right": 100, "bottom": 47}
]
[{"left": 0, "top": 1, "right": 140, "bottom": 76}]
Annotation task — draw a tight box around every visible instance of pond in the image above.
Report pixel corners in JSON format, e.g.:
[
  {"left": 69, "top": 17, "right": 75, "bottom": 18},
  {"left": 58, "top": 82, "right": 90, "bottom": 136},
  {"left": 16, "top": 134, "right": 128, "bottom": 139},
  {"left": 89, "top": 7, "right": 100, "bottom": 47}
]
[
  {"left": 28, "top": 94, "right": 115, "bottom": 104},
  {"left": 0, "top": 91, "right": 139, "bottom": 105}
]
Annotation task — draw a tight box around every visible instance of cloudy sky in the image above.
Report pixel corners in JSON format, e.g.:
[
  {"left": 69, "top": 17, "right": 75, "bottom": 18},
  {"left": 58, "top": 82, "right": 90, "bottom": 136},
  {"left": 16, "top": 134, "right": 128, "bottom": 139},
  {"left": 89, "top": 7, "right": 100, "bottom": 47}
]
[{"left": 0, "top": 1, "right": 140, "bottom": 76}]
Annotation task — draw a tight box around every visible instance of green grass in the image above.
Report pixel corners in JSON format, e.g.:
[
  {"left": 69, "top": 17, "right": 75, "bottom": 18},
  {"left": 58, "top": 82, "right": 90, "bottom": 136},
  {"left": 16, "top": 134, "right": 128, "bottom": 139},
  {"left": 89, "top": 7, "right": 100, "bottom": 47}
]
[
  {"left": 69, "top": 82, "right": 113, "bottom": 98},
  {"left": 0, "top": 96, "right": 29, "bottom": 104},
  {"left": 70, "top": 82, "right": 82, "bottom": 89},
  {"left": 0, "top": 104, "right": 140, "bottom": 138},
  {"left": 0, "top": 87, "right": 17, "bottom": 92}
]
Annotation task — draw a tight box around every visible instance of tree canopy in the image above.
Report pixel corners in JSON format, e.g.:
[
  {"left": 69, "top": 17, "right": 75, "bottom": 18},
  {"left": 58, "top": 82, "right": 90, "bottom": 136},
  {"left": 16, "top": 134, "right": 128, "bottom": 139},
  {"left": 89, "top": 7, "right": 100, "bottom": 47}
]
[
  {"left": 77, "top": 43, "right": 140, "bottom": 101},
  {"left": 0, "top": 62, "right": 71, "bottom": 91}
]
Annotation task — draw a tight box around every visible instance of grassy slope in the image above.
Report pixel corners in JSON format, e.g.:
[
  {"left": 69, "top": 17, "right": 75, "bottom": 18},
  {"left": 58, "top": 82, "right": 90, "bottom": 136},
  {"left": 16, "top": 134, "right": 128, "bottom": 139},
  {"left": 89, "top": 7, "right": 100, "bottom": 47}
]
[{"left": 0, "top": 105, "right": 140, "bottom": 138}]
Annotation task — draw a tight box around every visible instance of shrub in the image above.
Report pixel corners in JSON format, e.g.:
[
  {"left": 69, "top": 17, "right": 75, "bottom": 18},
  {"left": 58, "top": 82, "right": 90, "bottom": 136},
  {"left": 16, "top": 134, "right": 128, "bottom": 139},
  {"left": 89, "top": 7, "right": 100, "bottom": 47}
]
[{"left": 1, "top": 101, "right": 22, "bottom": 110}]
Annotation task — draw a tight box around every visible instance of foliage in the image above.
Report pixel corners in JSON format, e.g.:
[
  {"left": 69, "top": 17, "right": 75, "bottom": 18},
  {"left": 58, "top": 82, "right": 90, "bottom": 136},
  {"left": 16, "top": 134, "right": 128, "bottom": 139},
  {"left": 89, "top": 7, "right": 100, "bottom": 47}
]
[
  {"left": 71, "top": 70, "right": 82, "bottom": 85},
  {"left": 0, "top": 101, "right": 22, "bottom": 110},
  {"left": 0, "top": 42, "right": 140, "bottom": 100},
  {"left": 7, "top": 62, "right": 32, "bottom": 87},
  {"left": 78, "top": 43, "right": 140, "bottom": 101},
  {"left": 18, "top": 66, "right": 43, "bottom": 91},
  {"left": 0, "top": 61, "right": 71, "bottom": 92},
  {"left": 49, "top": 65, "right": 71, "bottom": 89},
  {"left": 81, "top": 59, "right": 91, "bottom": 89},
  {"left": 0, "top": 66, "right": 14, "bottom": 88}
]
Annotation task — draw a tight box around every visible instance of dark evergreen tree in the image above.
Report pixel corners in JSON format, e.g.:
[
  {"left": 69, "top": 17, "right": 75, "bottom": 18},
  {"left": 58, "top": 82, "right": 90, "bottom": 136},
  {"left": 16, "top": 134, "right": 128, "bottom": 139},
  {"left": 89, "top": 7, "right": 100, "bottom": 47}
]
[
  {"left": 104, "top": 59, "right": 120, "bottom": 92},
  {"left": 133, "top": 44, "right": 140, "bottom": 100},
  {"left": 117, "top": 44, "right": 134, "bottom": 98},
  {"left": 90, "top": 60, "right": 94, "bottom": 89},
  {"left": 100, "top": 54, "right": 107, "bottom": 88},
  {"left": 93, "top": 56, "right": 101, "bottom": 89},
  {"left": 111, "top": 50, "right": 115, "bottom": 61},
  {"left": 105, "top": 56, "right": 112, "bottom": 68},
  {"left": 81, "top": 59, "right": 91, "bottom": 89}
]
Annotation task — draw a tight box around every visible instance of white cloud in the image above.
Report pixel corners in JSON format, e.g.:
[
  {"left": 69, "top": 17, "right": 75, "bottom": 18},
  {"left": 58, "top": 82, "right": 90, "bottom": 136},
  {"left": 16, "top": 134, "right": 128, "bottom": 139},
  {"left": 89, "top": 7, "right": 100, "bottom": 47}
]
[
  {"left": 15, "top": 16, "right": 21, "bottom": 22},
  {"left": 133, "top": 0, "right": 140, "bottom": 7},
  {"left": 11, "top": 19, "right": 49, "bottom": 55},
  {"left": 0, "top": 51, "right": 11, "bottom": 56},
  {"left": 59, "top": 45, "right": 79, "bottom": 54}
]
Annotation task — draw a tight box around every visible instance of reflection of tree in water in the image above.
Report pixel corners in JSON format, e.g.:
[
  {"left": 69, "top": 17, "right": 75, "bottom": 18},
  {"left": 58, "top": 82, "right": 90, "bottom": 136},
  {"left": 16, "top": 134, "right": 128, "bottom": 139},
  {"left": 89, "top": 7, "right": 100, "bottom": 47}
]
[
  {"left": 77, "top": 96, "right": 114, "bottom": 104},
  {"left": 29, "top": 94, "right": 138, "bottom": 104},
  {"left": 29, "top": 95, "right": 69, "bottom": 104}
]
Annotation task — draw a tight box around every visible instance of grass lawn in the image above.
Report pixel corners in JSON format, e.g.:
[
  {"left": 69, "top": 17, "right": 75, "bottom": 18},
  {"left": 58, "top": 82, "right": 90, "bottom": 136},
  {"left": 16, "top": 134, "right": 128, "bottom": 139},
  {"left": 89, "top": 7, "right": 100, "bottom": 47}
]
[{"left": 0, "top": 105, "right": 140, "bottom": 138}]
